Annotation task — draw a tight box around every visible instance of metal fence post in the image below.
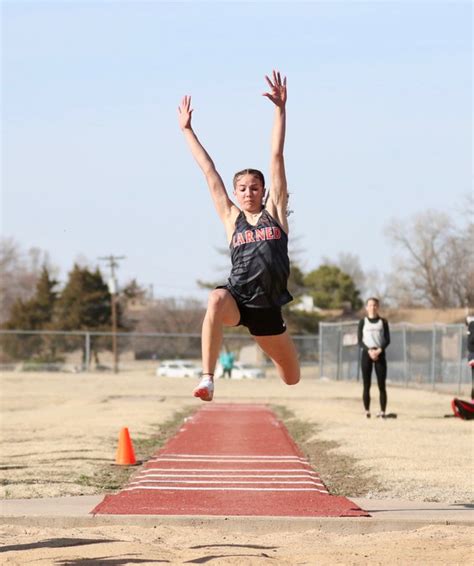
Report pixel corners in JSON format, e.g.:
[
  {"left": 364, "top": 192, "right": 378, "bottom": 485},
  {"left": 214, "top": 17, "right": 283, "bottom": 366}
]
[
  {"left": 336, "top": 326, "right": 342, "bottom": 381},
  {"left": 85, "top": 332, "right": 91, "bottom": 370},
  {"left": 319, "top": 324, "right": 324, "bottom": 379},
  {"left": 431, "top": 326, "right": 436, "bottom": 391},
  {"left": 402, "top": 324, "right": 408, "bottom": 386},
  {"left": 457, "top": 325, "right": 463, "bottom": 395}
]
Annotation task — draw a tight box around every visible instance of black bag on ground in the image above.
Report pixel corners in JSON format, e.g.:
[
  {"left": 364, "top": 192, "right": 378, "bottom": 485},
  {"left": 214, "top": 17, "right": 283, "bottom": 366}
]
[{"left": 451, "top": 398, "right": 474, "bottom": 420}]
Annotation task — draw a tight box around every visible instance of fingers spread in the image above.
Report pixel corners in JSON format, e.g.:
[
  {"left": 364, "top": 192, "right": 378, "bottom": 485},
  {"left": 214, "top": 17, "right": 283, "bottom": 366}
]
[{"left": 267, "top": 70, "right": 286, "bottom": 89}]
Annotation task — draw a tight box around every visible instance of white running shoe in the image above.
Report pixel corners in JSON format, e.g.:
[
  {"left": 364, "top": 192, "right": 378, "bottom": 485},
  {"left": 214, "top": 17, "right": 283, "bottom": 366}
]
[{"left": 193, "top": 376, "right": 214, "bottom": 402}]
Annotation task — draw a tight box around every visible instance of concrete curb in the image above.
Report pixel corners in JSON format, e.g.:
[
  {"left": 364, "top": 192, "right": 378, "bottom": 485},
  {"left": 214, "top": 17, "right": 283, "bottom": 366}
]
[{"left": 0, "top": 496, "right": 472, "bottom": 533}]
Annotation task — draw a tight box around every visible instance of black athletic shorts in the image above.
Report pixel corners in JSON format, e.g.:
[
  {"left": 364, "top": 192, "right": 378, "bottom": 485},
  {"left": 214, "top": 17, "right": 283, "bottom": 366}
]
[
  {"left": 216, "top": 285, "right": 287, "bottom": 336},
  {"left": 235, "top": 304, "right": 286, "bottom": 336}
]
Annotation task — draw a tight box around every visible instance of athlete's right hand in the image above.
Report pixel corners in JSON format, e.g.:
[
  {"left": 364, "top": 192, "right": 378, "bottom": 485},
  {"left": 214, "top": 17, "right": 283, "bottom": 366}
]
[
  {"left": 178, "top": 95, "right": 193, "bottom": 130},
  {"left": 263, "top": 70, "right": 287, "bottom": 108}
]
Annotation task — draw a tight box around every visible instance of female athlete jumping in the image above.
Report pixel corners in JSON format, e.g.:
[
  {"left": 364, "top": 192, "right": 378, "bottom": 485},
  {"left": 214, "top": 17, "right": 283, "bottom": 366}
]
[{"left": 178, "top": 70, "right": 300, "bottom": 401}]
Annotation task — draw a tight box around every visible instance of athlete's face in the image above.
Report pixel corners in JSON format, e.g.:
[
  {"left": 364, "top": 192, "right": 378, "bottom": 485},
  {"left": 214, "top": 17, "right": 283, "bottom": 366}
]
[
  {"left": 233, "top": 174, "right": 265, "bottom": 213},
  {"left": 366, "top": 300, "right": 379, "bottom": 318}
]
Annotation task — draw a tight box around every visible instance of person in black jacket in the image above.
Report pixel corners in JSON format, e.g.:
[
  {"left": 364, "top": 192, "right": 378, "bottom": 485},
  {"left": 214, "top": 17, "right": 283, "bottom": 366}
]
[{"left": 358, "top": 297, "right": 390, "bottom": 418}]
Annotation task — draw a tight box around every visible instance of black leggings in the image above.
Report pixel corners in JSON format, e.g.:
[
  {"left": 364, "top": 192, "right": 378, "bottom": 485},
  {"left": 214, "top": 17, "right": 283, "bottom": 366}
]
[
  {"left": 471, "top": 366, "right": 474, "bottom": 400},
  {"left": 361, "top": 350, "right": 387, "bottom": 412}
]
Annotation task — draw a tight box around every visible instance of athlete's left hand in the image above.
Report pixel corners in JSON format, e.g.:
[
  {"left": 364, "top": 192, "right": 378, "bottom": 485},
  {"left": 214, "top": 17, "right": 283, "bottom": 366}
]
[
  {"left": 178, "top": 95, "right": 193, "bottom": 130},
  {"left": 263, "top": 70, "right": 287, "bottom": 107}
]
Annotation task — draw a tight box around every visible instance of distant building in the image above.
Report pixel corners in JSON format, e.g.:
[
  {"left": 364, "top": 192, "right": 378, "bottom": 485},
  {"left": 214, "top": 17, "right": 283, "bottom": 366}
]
[
  {"left": 290, "top": 294, "right": 353, "bottom": 320},
  {"left": 290, "top": 294, "right": 320, "bottom": 313}
]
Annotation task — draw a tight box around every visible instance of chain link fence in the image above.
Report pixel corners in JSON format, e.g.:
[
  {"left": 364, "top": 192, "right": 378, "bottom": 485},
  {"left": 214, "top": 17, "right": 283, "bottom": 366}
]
[
  {"left": 0, "top": 330, "right": 318, "bottom": 374},
  {"left": 319, "top": 321, "right": 470, "bottom": 392},
  {"left": 1, "top": 325, "right": 469, "bottom": 391}
]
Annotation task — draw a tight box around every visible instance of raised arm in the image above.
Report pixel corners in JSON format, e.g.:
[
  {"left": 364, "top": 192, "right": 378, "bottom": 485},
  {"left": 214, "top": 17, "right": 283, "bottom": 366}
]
[
  {"left": 263, "top": 70, "right": 288, "bottom": 233},
  {"left": 178, "top": 96, "right": 237, "bottom": 226}
]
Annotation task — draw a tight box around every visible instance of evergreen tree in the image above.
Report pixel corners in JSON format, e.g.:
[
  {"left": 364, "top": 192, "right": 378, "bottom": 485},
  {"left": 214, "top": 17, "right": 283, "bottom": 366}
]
[
  {"left": 2, "top": 267, "right": 58, "bottom": 360},
  {"left": 55, "top": 265, "right": 113, "bottom": 330},
  {"left": 304, "top": 265, "right": 362, "bottom": 310},
  {"left": 4, "top": 267, "right": 58, "bottom": 330},
  {"left": 55, "top": 265, "right": 123, "bottom": 366},
  {"left": 287, "top": 262, "right": 306, "bottom": 299},
  {"left": 122, "top": 278, "right": 147, "bottom": 301}
]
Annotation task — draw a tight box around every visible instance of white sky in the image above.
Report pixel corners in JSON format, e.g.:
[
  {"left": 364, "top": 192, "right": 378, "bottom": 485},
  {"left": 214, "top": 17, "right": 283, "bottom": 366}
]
[{"left": 2, "top": 1, "right": 471, "bottom": 301}]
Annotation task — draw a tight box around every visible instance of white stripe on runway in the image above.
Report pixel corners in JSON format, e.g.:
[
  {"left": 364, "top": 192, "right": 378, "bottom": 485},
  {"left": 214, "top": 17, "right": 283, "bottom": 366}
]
[
  {"left": 136, "top": 473, "right": 322, "bottom": 480},
  {"left": 141, "top": 467, "right": 318, "bottom": 473},
  {"left": 122, "top": 485, "right": 329, "bottom": 493},
  {"left": 128, "top": 479, "right": 323, "bottom": 486},
  {"left": 148, "top": 457, "right": 313, "bottom": 464},
  {"left": 159, "top": 454, "right": 307, "bottom": 460}
]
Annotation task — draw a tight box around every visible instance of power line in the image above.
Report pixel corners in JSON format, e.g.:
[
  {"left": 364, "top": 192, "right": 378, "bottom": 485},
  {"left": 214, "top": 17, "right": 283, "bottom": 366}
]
[
  {"left": 98, "top": 255, "right": 126, "bottom": 287},
  {"left": 98, "top": 255, "right": 126, "bottom": 373}
]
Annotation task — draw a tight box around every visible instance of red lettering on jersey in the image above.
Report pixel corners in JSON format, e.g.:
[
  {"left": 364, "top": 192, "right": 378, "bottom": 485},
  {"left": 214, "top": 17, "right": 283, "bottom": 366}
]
[{"left": 233, "top": 226, "right": 281, "bottom": 247}]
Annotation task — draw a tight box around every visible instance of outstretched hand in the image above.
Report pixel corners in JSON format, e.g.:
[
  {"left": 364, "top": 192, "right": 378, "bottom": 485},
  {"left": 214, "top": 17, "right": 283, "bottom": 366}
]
[
  {"left": 178, "top": 95, "right": 193, "bottom": 130},
  {"left": 263, "top": 70, "right": 287, "bottom": 107}
]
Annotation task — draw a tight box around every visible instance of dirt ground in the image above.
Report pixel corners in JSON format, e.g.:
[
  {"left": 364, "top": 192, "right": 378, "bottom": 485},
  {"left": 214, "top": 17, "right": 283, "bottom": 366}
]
[{"left": 0, "top": 368, "right": 472, "bottom": 564}]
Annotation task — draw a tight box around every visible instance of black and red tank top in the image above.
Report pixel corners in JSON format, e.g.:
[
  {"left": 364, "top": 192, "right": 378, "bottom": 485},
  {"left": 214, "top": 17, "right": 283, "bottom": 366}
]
[{"left": 225, "top": 209, "right": 293, "bottom": 308}]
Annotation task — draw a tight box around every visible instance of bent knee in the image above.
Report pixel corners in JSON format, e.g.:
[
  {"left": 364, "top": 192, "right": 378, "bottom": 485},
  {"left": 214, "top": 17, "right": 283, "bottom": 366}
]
[
  {"left": 207, "top": 289, "right": 231, "bottom": 312},
  {"left": 206, "top": 290, "right": 239, "bottom": 325}
]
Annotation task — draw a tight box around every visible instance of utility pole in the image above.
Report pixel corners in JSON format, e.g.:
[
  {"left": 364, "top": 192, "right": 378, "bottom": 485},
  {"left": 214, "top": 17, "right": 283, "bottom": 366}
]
[{"left": 99, "top": 255, "right": 126, "bottom": 374}]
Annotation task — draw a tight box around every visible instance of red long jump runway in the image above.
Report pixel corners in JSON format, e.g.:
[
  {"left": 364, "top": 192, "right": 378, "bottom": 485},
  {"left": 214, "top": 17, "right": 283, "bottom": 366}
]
[{"left": 92, "top": 404, "right": 368, "bottom": 517}]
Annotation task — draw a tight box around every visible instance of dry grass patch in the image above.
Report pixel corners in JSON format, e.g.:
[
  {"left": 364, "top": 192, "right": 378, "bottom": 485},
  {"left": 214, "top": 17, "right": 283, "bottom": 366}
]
[
  {"left": 75, "top": 406, "right": 197, "bottom": 493},
  {"left": 273, "top": 405, "right": 384, "bottom": 497}
]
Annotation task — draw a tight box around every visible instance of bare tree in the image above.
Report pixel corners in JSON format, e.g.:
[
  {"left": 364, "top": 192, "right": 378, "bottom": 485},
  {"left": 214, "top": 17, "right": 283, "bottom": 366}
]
[
  {"left": 130, "top": 297, "right": 206, "bottom": 359},
  {"left": 133, "top": 298, "right": 205, "bottom": 334},
  {"left": 0, "top": 238, "right": 54, "bottom": 322},
  {"left": 322, "top": 252, "right": 366, "bottom": 296},
  {"left": 385, "top": 208, "right": 473, "bottom": 308},
  {"left": 362, "top": 268, "right": 391, "bottom": 304}
]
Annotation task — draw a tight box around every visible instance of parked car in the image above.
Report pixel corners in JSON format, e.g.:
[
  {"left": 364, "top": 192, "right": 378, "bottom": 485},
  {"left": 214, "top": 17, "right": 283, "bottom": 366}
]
[
  {"left": 215, "top": 361, "right": 265, "bottom": 379},
  {"left": 156, "top": 360, "right": 201, "bottom": 378}
]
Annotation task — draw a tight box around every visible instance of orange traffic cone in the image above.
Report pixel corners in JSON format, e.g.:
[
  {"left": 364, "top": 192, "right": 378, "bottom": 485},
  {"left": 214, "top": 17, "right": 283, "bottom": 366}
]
[{"left": 115, "top": 427, "right": 136, "bottom": 465}]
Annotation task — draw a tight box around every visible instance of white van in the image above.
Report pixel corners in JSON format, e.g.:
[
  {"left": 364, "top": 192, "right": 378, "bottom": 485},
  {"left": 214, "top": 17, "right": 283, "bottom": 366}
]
[{"left": 156, "top": 360, "right": 201, "bottom": 378}]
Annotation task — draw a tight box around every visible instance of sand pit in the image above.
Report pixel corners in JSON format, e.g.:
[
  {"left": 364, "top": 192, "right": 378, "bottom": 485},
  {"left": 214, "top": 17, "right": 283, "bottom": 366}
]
[{"left": 0, "top": 369, "right": 472, "bottom": 563}]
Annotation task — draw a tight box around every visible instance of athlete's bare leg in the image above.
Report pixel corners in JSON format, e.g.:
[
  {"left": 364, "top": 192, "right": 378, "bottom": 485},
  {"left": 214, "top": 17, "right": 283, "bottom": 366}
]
[
  {"left": 254, "top": 332, "right": 300, "bottom": 385},
  {"left": 202, "top": 289, "right": 240, "bottom": 374},
  {"left": 194, "top": 290, "right": 240, "bottom": 400}
]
